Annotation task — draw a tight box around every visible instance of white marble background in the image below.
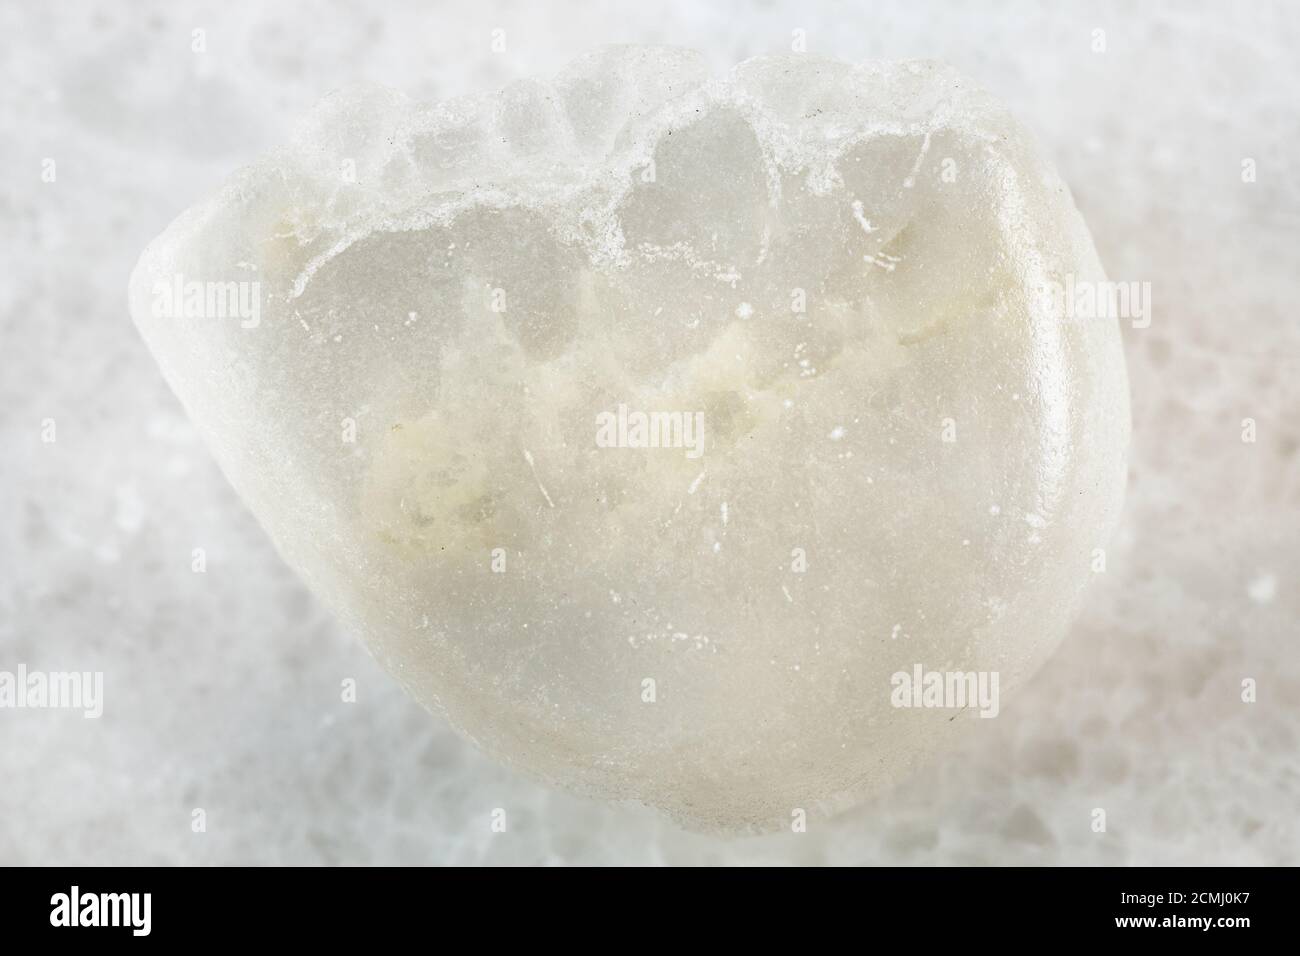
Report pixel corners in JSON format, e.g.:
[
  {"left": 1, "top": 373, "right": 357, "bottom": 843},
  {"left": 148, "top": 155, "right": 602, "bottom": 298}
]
[{"left": 1, "top": 0, "right": 1297, "bottom": 865}]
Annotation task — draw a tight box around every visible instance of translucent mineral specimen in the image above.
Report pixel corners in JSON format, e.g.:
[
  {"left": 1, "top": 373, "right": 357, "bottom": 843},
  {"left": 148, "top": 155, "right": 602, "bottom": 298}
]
[{"left": 129, "top": 46, "right": 1130, "bottom": 831}]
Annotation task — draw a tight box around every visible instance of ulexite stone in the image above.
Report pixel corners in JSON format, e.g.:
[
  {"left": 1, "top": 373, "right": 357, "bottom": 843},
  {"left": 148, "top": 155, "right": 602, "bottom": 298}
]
[{"left": 129, "top": 47, "right": 1130, "bottom": 831}]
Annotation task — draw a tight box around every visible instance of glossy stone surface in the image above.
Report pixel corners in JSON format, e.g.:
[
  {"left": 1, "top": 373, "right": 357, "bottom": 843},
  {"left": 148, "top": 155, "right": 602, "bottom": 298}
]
[{"left": 127, "top": 47, "right": 1128, "bottom": 829}]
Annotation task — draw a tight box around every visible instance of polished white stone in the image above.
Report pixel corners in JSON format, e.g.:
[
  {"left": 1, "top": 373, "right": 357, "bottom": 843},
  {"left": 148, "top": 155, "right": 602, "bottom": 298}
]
[{"left": 128, "top": 46, "right": 1129, "bottom": 829}]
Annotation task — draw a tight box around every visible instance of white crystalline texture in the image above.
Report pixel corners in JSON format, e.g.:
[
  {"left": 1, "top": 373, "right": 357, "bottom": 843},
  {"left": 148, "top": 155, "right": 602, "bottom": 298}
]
[{"left": 130, "top": 47, "right": 1129, "bottom": 831}]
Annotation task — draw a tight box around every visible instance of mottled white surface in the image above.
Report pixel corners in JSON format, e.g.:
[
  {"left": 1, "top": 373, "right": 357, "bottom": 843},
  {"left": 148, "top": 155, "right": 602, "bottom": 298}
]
[{"left": 2, "top": 0, "right": 1297, "bottom": 863}]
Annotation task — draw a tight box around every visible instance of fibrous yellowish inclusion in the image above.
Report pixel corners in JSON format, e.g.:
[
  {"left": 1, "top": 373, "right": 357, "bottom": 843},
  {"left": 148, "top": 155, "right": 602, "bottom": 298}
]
[
  {"left": 357, "top": 217, "right": 1011, "bottom": 563},
  {"left": 360, "top": 319, "right": 807, "bottom": 559}
]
